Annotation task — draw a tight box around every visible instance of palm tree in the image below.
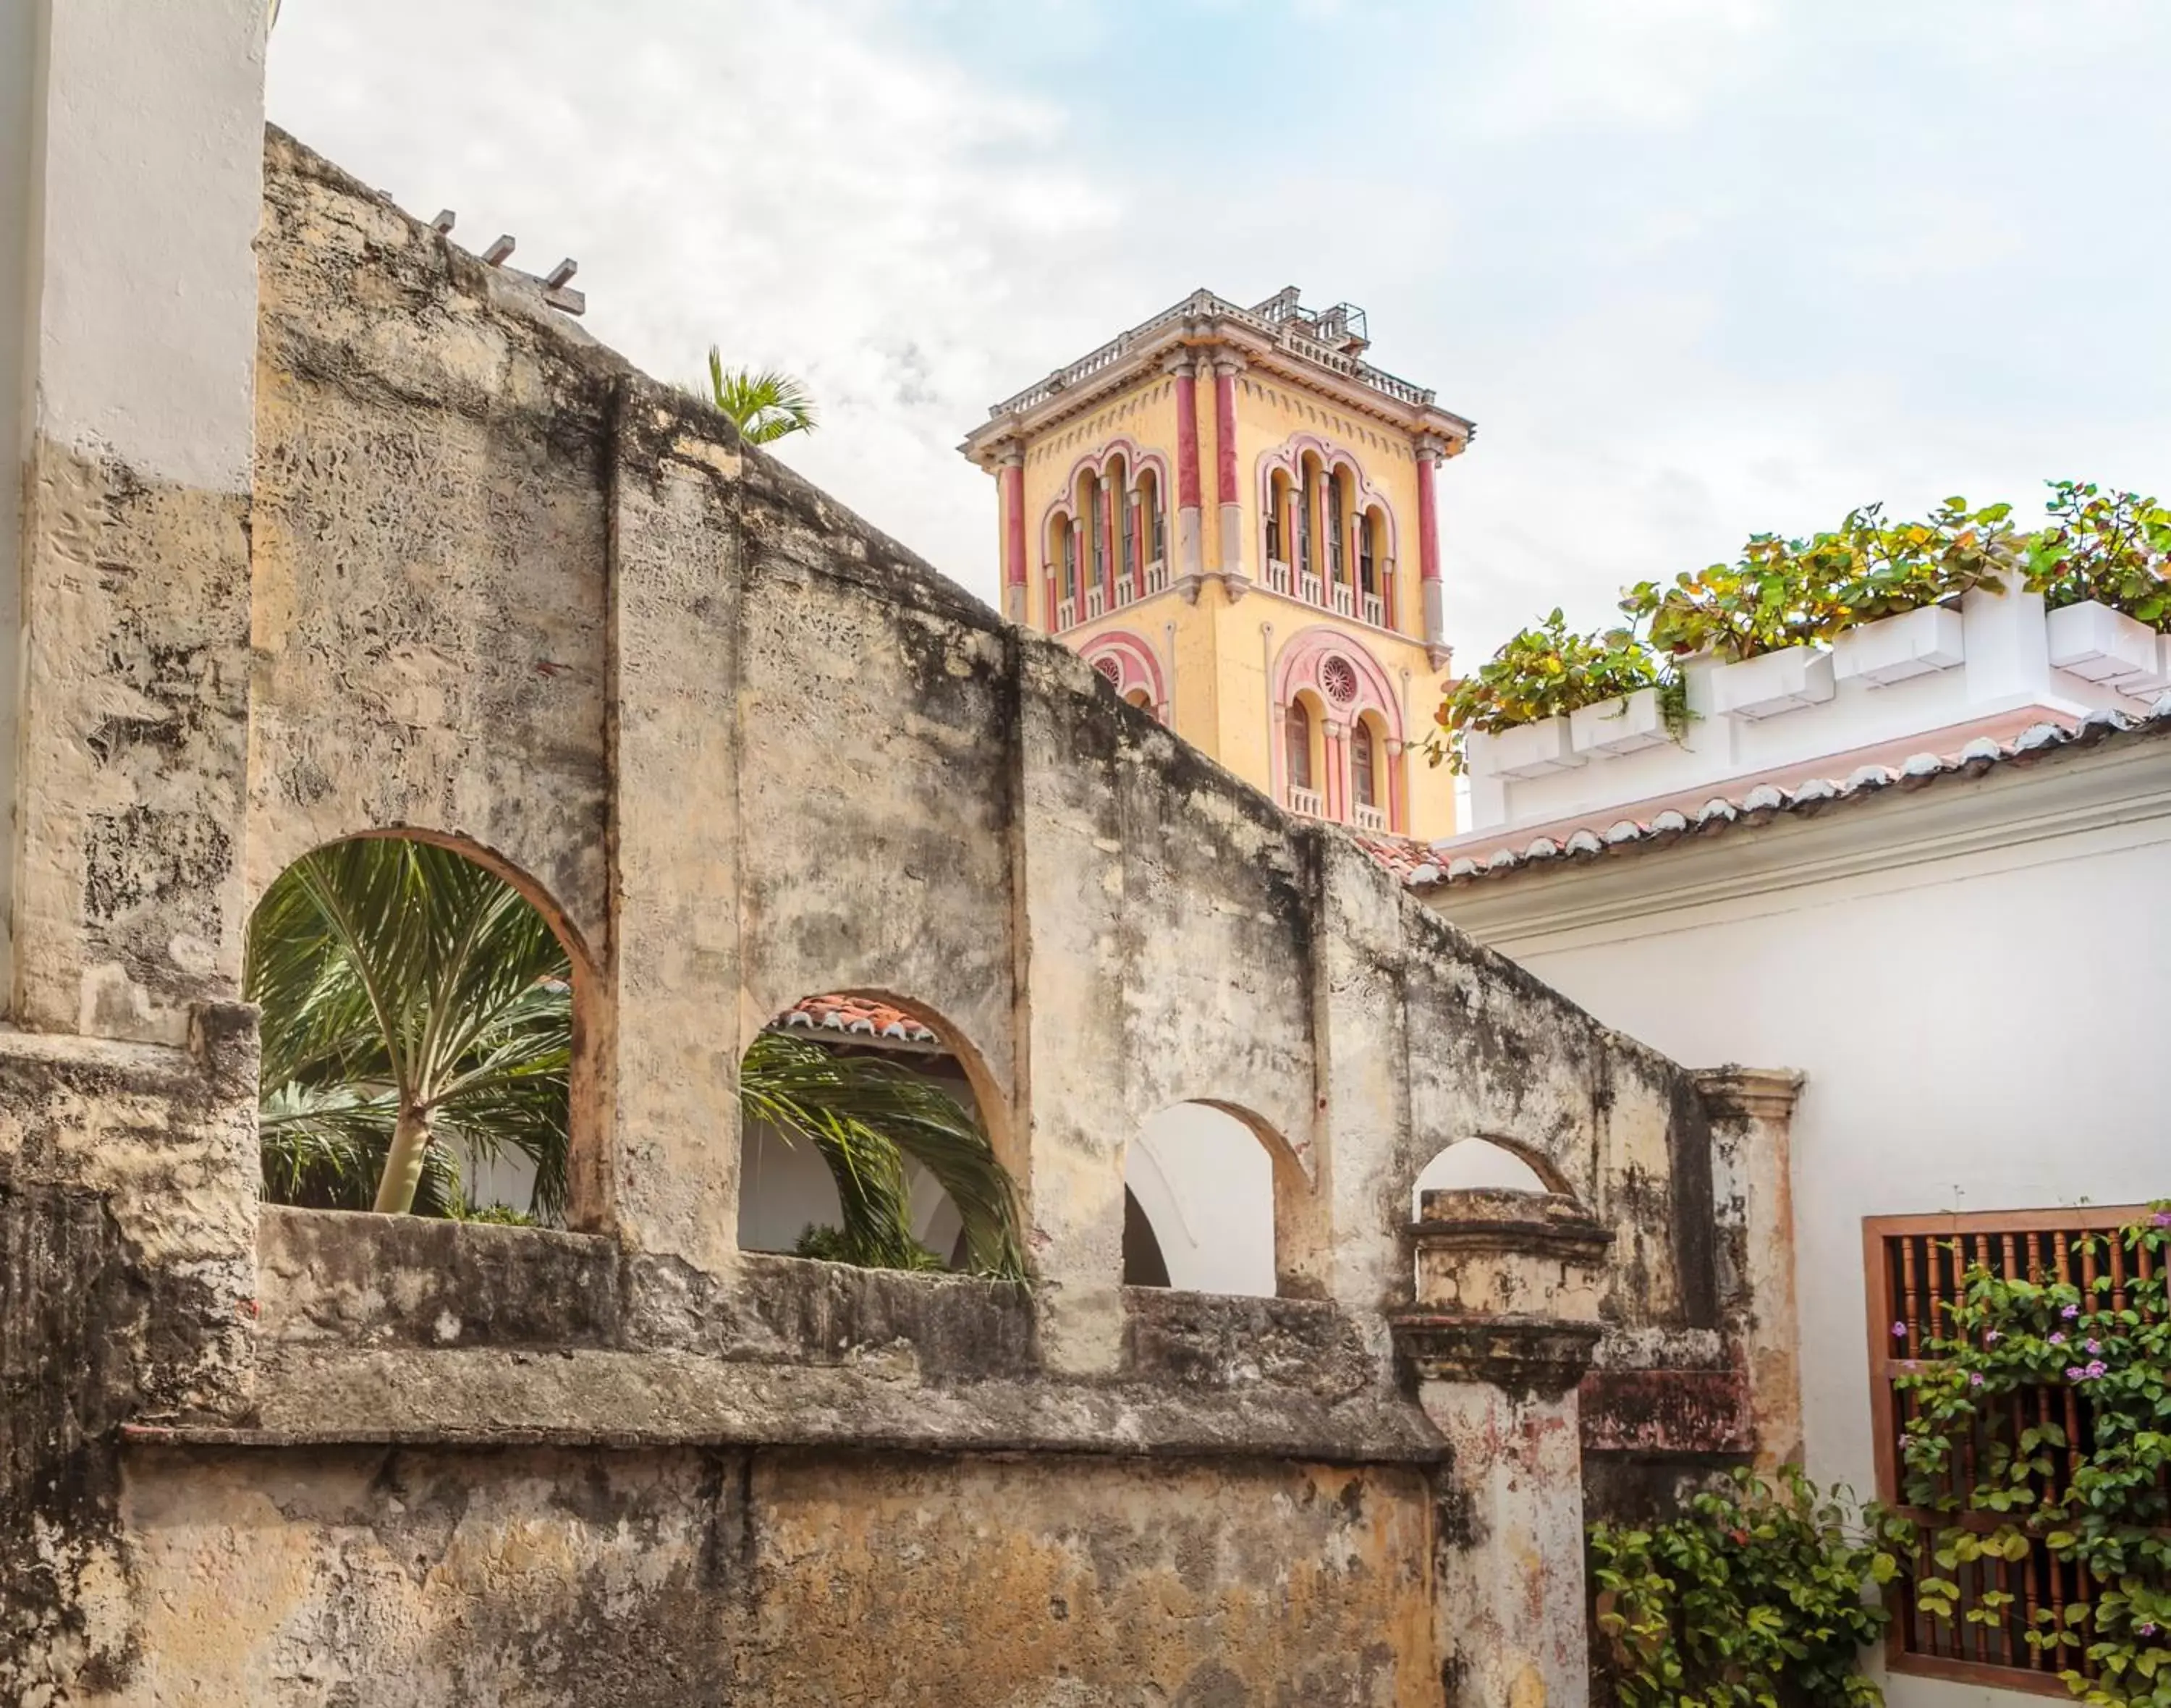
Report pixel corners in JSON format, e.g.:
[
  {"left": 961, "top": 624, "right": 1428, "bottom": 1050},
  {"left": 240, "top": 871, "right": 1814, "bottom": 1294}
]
[
  {"left": 247, "top": 836, "right": 1024, "bottom": 1277},
  {"left": 247, "top": 838, "right": 572, "bottom": 1217},
  {"left": 703, "top": 348, "right": 818, "bottom": 444}
]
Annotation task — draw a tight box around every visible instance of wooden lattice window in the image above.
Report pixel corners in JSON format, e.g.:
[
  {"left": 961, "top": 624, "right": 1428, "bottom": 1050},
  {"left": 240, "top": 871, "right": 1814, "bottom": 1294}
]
[{"left": 1866, "top": 1206, "right": 2161, "bottom": 1696}]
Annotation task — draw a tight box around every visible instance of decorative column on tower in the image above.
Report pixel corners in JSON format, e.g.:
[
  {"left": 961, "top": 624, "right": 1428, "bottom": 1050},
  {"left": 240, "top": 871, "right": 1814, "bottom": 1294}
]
[
  {"left": 1212, "top": 349, "right": 1250, "bottom": 598},
  {"left": 1166, "top": 350, "right": 1205, "bottom": 600},
  {"left": 999, "top": 447, "right": 1027, "bottom": 624},
  {"left": 1392, "top": 1185, "right": 1612, "bottom": 1708},
  {"left": 1415, "top": 434, "right": 1451, "bottom": 670}
]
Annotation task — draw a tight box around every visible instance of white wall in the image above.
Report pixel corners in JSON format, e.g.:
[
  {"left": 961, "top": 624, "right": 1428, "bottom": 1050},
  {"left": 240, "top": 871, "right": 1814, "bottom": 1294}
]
[
  {"left": 1447, "top": 766, "right": 2171, "bottom": 1708},
  {"left": 1125, "top": 1102, "right": 1277, "bottom": 1297}
]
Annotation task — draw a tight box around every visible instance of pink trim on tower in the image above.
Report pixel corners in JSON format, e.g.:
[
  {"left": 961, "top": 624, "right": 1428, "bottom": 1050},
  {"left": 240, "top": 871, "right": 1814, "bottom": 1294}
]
[
  {"left": 1214, "top": 367, "right": 1239, "bottom": 507},
  {"left": 1271, "top": 627, "right": 1405, "bottom": 745},
  {"left": 1075, "top": 629, "right": 1169, "bottom": 722},
  {"left": 1415, "top": 444, "right": 1442, "bottom": 585},
  {"left": 1175, "top": 371, "right": 1202, "bottom": 510},
  {"left": 1000, "top": 460, "right": 1026, "bottom": 590}
]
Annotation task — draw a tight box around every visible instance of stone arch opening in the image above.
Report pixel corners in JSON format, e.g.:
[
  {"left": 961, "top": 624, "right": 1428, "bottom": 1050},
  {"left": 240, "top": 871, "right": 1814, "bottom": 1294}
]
[
  {"left": 737, "top": 991, "right": 1024, "bottom": 1278},
  {"left": 1410, "top": 1135, "right": 1564, "bottom": 1217},
  {"left": 1122, "top": 1100, "right": 1304, "bottom": 1298},
  {"left": 245, "top": 830, "right": 598, "bottom": 1225}
]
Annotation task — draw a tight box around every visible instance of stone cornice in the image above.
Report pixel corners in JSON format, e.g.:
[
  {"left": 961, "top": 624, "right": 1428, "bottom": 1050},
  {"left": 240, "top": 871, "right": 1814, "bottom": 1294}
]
[
  {"left": 1693, "top": 1067, "right": 1806, "bottom": 1123},
  {"left": 1388, "top": 1314, "right": 1605, "bottom": 1397},
  {"left": 960, "top": 292, "right": 1475, "bottom": 467},
  {"left": 1431, "top": 731, "right": 2171, "bottom": 950}
]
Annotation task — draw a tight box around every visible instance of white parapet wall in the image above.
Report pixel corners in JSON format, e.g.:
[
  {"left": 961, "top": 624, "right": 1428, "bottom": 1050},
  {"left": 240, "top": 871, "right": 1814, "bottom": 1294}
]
[{"left": 1463, "top": 580, "right": 2169, "bottom": 835}]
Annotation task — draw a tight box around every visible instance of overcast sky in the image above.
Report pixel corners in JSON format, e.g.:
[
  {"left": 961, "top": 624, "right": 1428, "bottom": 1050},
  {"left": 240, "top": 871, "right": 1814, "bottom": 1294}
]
[{"left": 268, "top": 0, "right": 2171, "bottom": 667}]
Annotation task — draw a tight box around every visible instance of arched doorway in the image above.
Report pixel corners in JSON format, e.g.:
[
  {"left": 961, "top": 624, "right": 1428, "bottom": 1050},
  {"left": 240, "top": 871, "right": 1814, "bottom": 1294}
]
[
  {"left": 1122, "top": 1102, "right": 1278, "bottom": 1297},
  {"left": 246, "top": 833, "right": 588, "bottom": 1224},
  {"left": 737, "top": 992, "right": 1023, "bottom": 1277}
]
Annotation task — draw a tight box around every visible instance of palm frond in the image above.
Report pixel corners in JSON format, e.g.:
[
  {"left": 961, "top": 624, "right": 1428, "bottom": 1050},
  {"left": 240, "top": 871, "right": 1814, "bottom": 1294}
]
[
  {"left": 741, "top": 1031, "right": 1024, "bottom": 1279},
  {"left": 247, "top": 838, "right": 1022, "bottom": 1269},
  {"left": 704, "top": 347, "right": 818, "bottom": 444}
]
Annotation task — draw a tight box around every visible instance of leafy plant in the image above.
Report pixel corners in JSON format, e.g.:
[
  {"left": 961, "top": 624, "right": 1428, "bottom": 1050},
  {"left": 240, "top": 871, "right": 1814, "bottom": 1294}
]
[
  {"left": 248, "top": 837, "right": 574, "bottom": 1217},
  {"left": 2023, "top": 483, "right": 2171, "bottom": 630},
  {"left": 1620, "top": 499, "right": 2018, "bottom": 664},
  {"left": 1590, "top": 1466, "right": 1903, "bottom": 1708},
  {"left": 1429, "top": 610, "right": 1685, "bottom": 774},
  {"left": 249, "top": 837, "right": 1027, "bottom": 1278},
  {"left": 703, "top": 348, "right": 818, "bottom": 444},
  {"left": 1895, "top": 1206, "right": 2171, "bottom": 1708}
]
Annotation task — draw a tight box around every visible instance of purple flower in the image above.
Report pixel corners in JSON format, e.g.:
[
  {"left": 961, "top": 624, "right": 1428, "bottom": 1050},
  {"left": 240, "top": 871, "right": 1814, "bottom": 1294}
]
[
  {"left": 2062, "top": 1304, "right": 2081, "bottom": 1320},
  {"left": 2049, "top": 1332, "right": 2067, "bottom": 1345},
  {"left": 2086, "top": 1339, "right": 2102, "bottom": 1355},
  {"left": 1985, "top": 1329, "right": 2001, "bottom": 1344},
  {"left": 2088, "top": 1360, "right": 2107, "bottom": 1378},
  {"left": 2152, "top": 1211, "right": 2171, "bottom": 1228},
  {"left": 1892, "top": 1320, "right": 1909, "bottom": 1339},
  {"left": 1969, "top": 1371, "right": 1985, "bottom": 1387},
  {"left": 2141, "top": 1622, "right": 2160, "bottom": 1638},
  {"left": 2067, "top": 1365, "right": 2087, "bottom": 1381}
]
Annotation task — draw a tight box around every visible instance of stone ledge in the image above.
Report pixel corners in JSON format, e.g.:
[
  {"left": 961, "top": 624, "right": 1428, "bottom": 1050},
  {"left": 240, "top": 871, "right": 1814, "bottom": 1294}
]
[{"left": 124, "top": 1345, "right": 1447, "bottom": 1466}]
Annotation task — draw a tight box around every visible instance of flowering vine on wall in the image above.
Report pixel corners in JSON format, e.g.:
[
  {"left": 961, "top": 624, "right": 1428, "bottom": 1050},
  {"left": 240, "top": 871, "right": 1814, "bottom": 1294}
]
[{"left": 1896, "top": 1206, "right": 2171, "bottom": 1708}]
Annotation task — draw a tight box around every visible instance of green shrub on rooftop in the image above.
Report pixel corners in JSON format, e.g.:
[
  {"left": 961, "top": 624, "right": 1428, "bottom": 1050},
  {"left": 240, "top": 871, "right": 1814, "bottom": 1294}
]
[{"left": 1431, "top": 483, "right": 2171, "bottom": 773}]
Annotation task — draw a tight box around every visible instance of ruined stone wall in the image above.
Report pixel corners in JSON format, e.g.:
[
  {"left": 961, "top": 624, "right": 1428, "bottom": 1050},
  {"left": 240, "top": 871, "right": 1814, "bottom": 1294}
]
[{"left": 0, "top": 127, "right": 1772, "bottom": 1704}]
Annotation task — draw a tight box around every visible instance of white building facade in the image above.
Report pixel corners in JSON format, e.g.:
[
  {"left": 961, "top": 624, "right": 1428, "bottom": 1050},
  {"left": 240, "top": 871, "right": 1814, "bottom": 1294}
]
[{"left": 1423, "top": 588, "right": 2171, "bottom": 1708}]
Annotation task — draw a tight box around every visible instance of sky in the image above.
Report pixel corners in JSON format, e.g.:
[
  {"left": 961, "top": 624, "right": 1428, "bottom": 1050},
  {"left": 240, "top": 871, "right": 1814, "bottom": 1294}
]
[{"left": 267, "top": 0, "right": 2171, "bottom": 667}]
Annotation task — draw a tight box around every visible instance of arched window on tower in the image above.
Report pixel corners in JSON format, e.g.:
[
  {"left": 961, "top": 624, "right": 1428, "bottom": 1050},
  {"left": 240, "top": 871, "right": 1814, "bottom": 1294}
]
[
  {"left": 1352, "top": 714, "right": 1387, "bottom": 830},
  {"left": 1326, "top": 470, "right": 1346, "bottom": 583},
  {"left": 1143, "top": 468, "right": 1167, "bottom": 569},
  {"left": 1285, "top": 697, "right": 1317, "bottom": 814},
  {"left": 1057, "top": 516, "right": 1079, "bottom": 625},
  {"left": 1298, "top": 459, "right": 1318, "bottom": 581}
]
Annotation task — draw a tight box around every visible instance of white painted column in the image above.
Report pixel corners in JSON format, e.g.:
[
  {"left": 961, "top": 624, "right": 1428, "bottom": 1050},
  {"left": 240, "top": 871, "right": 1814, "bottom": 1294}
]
[{"left": 9, "top": 0, "right": 268, "bottom": 1033}]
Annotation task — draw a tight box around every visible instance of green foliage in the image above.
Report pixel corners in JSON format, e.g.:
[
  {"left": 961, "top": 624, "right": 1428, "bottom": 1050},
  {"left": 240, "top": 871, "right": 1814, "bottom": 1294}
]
[
  {"left": 2023, "top": 483, "right": 2171, "bottom": 630},
  {"left": 1620, "top": 498, "right": 2018, "bottom": 664},
  {"left": 742, "top": 1029, "right": 1024, "bottom": 1280},
  {"left": 249, "top": 837, "right": 1026, "bottom": 1280},
  {"left": 794, "top": 1222, "right": 946, "bottom": 1271},
  {"left": 1429, "top": 610, "right": 1685, "bottom": 774},
  {"left": 1895, "top": 1206, "right": 2171, "bottom": 1708},
  {"left": 1590, "top": 1466, "right": 1903, "bottom": 1708},
  {"left": 248, "top": 837, "right": 574, "bottom": 1217},
  {"left": 703, "top": 348, "right": 818, "bottom": 444}
]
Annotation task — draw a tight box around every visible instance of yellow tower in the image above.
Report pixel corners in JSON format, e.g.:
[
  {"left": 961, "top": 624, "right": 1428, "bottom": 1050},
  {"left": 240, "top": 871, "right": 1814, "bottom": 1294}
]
[{"left": 962, "top": 287, "right": 1474, "bottom": 841}]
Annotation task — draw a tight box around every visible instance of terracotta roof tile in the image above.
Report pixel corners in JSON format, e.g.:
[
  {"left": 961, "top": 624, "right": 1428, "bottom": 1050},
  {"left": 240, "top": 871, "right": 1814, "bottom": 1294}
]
[
  {"left": 1405, "top": 697, "right": 2171, "bottom": 891},
  {"left": 776, "top": 993, "right": 939, "bottom": 1046}
]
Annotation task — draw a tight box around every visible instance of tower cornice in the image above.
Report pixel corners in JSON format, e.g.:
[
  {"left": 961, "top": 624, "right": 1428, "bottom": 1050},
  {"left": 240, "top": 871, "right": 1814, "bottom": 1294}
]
[{"left": 960, "top": 290, "right": 1474, "bottom": 468}]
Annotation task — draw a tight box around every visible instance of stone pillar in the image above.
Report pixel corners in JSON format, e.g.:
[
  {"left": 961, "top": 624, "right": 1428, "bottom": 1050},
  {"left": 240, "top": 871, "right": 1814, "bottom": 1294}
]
[
  {"left": 1211, "top": 350, "right": 1250, "bottom": 596},
  {"left": 9, "top": 0, "right": 268, "bottom": 1036},
  {"left": 1392, "top": 1188, "right": 1614, "bottom": 1708},
  {"left": 1167, "top": 351, "right": 1204, "bottom": 598},
  {"left": 1698, "top": 1068, "right": 1806, "bottom": 1468},
  {"left": 999, "top": 449, "right": 1027, "bottom": 624},
  {"left": 1415, "top": 435, "right": 1451, "bottom": 672}
]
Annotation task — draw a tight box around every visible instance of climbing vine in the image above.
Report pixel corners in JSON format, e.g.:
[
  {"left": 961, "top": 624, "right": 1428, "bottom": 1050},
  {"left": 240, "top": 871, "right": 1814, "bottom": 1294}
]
[
  {"left": 1589, "top": 1466, "right": 1903, "bottom": 1708},
  {"left": 1895, "top": 1206, "right": 2171, "bottom": 1708}
]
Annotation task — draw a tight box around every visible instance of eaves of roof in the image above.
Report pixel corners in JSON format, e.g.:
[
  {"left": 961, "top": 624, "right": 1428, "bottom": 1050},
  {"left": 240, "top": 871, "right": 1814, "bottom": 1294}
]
[{"left": 1403, "top": 698, "right": 2171, "bottom": 892}]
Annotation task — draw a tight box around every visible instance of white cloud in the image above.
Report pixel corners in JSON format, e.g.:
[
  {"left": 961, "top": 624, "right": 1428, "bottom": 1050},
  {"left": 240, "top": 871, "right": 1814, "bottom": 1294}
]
[
  {"left": 270, "top": 0, "right": 2171, "bottom": 676},
  {"left": 268, "top": 0, "right": 1125, "bottom": 603}
]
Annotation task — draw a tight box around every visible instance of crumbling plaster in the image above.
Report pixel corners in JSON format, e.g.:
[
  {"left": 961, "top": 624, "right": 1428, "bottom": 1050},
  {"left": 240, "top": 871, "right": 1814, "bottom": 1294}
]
[{"left": 0, "top": 123, "right": 1797, "bottom": 1704}]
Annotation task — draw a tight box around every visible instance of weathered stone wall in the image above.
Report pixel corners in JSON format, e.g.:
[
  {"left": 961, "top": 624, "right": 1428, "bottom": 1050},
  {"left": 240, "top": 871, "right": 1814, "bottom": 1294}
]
[
  {"left": 0, "top": 125, "right": 1778, "bottom": 1703},
  {"left": 106, "top": 1444, "right": 1436, "bottom": 1708}
]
